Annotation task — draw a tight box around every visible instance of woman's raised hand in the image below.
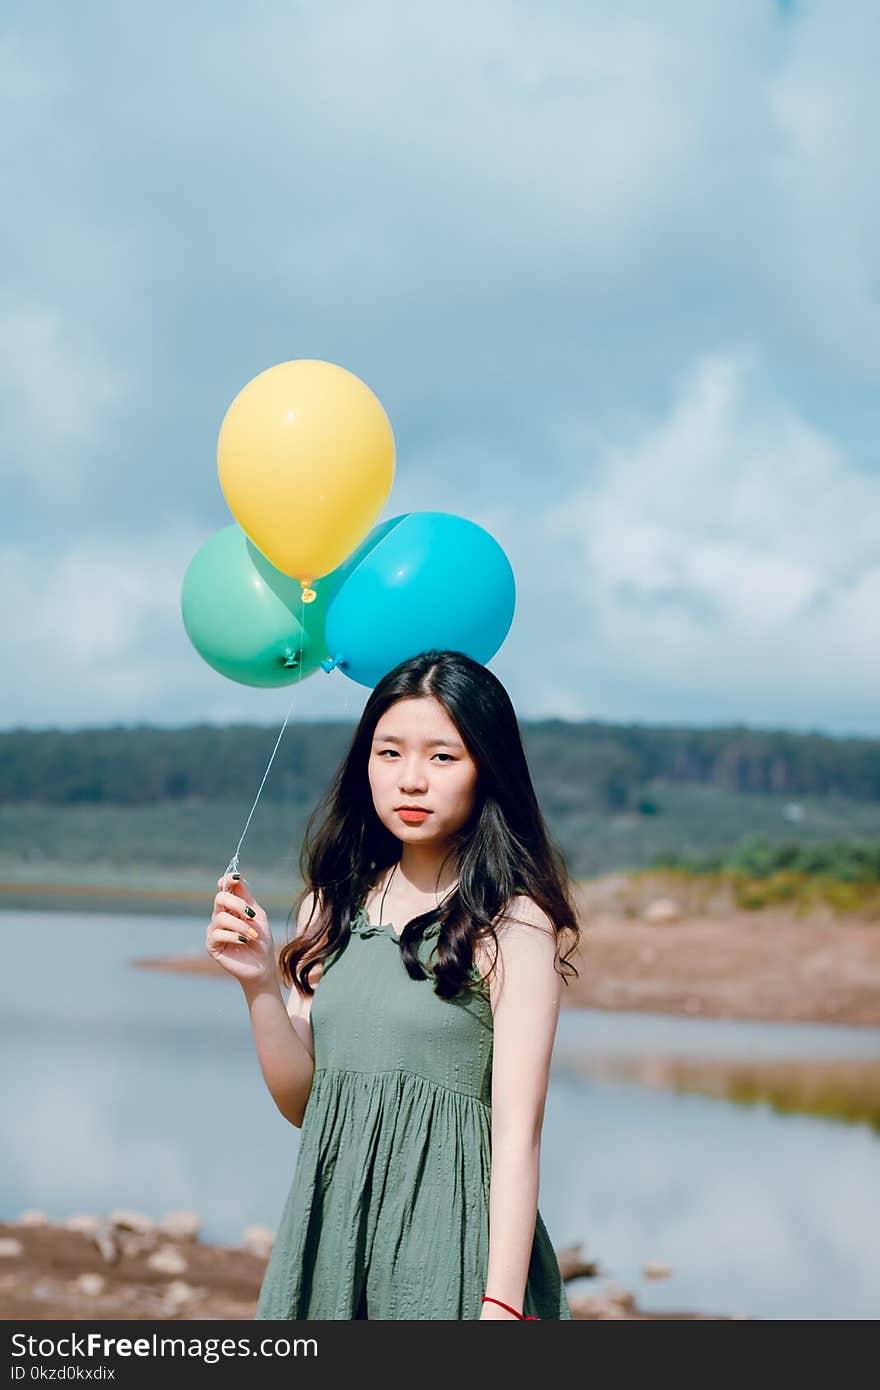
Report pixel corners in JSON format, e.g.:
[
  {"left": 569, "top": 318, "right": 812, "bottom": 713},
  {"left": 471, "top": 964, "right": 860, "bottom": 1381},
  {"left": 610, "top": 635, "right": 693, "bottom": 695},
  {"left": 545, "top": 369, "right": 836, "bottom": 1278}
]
[{"left": 207, "top": 874, "right": 279, "bottom": 991}]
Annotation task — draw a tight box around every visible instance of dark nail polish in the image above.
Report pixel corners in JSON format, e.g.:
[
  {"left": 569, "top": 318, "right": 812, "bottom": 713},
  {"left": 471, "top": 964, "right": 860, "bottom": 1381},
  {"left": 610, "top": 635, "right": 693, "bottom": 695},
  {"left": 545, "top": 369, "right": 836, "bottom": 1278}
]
[
  {"left": 237, "top": 934, "right": 248, "bottom": 943},
  {"left": 245, "top": 906, "right": 256, "bottom": 918},
  {"left": 231, "top": 873, "right": 241, "bottom": 881}
]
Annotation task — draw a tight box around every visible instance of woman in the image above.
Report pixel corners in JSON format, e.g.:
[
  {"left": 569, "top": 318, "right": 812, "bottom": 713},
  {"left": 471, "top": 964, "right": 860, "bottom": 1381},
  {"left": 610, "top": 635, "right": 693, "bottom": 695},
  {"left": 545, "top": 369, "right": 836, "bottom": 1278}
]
[{"left": 207, "top": 648, "right": 580, "bottom": 1319}]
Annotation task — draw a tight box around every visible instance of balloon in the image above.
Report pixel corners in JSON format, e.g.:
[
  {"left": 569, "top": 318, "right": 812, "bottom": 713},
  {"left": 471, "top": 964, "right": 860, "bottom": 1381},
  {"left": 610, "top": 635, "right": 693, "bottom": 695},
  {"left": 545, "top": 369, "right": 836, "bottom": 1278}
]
[
  {"left": 217, "top": 359, "right": 395, "bottom": 594},
  {"left": 320, "top": 512, "right": 516, "bottom": 688},
  {"left": 181, "top": 524, "right": 344, "bottom": 688}
]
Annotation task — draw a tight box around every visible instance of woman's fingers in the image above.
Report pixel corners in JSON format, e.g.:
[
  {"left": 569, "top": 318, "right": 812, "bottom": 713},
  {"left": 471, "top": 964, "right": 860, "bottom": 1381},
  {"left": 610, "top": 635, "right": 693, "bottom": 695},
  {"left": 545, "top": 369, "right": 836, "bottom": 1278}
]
[
  {"left": 209, "top": 925, "right": 255, "bottom": 946},
  {"left": 214, "top": 889, "right": 247, "bottom": 914},
  {"left": 212, "top": 926, "right": 252, "bottom": 944},
  {"left": 208, "top": 876, "right": 266, "bottom": 955},
  {"left": 216, "top": 873, "right": 258, "bottom": 909},
  {"left": 212, "top": 910, "right": 260, "bottom": 939},
  {"left": 213, "top": 890, "right": 264, "bottom": 925}
]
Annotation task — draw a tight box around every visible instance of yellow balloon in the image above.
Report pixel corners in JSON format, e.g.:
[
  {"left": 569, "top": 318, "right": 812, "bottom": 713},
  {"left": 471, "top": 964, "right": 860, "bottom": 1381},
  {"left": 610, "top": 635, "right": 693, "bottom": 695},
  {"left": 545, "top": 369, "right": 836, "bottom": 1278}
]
[{"left": 217, "top": 359, "right": 395, "bottom": 586}]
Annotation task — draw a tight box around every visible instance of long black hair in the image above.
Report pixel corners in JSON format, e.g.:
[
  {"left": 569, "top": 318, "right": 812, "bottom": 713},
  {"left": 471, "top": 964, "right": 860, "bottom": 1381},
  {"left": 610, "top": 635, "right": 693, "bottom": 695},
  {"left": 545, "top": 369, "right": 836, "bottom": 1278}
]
[{"left": 279, "top": 648, "right": 581, "bottom": 1001}]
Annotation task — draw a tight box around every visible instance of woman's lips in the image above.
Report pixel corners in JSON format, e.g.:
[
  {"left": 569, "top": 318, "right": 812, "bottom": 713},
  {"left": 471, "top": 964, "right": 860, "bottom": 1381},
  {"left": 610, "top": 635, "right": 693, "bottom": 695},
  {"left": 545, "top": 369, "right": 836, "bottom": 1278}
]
[{"left": 396, "top": 808, "right": 431, "bottom": 823}]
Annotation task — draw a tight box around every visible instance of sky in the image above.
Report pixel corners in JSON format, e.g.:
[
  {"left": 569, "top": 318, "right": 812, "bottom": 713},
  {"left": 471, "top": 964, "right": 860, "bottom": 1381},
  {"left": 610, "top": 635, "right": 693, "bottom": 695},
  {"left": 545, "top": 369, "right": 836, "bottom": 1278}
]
[{"left": 3, "top": 0, "right": 879, "bottom": 737}]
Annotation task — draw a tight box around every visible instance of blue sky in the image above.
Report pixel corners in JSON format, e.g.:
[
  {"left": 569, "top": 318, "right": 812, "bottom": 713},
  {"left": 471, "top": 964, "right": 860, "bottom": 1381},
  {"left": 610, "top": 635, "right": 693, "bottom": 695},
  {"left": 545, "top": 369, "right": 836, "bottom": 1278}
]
[{"left": 3, "top": 0, "right": 878, "bottom": 735}]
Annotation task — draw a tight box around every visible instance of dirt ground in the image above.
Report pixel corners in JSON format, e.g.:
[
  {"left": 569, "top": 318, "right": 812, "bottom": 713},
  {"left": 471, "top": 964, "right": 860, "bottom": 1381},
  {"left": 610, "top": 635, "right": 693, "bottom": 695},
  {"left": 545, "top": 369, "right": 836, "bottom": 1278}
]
[
  {"left": 0, "top": 1218, "right": 742, "bottom": 1321},
  {"left": 561, "top": 896, "right": 880, "bottom": 1028}
]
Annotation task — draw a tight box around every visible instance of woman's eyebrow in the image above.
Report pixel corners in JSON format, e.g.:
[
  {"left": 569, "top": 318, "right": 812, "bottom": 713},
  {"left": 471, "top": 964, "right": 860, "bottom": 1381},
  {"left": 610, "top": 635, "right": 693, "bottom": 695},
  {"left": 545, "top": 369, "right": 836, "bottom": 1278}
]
[{"left": 372, "top": 735, "right": 464, "bottom": 750}]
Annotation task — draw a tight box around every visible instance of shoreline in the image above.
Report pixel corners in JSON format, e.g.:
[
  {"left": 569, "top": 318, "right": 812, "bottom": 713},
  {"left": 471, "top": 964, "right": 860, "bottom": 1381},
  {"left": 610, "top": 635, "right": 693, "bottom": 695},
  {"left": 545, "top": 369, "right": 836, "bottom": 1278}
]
[
  {"left": 10, "top": 876, "right": 880, "bottom": 1030},
  {"left": 136, "top": 919, "right": 880, "bottom": 1033}
]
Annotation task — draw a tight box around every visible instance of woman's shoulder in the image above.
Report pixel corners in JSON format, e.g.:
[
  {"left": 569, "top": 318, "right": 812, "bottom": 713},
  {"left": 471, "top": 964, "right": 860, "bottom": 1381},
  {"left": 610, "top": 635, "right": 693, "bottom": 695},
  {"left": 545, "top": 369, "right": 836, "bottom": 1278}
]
[
  {"left": 492, "top": 894, "right": 556, "bottom": 937},
  {"left": 470, "top": 896, "right": 554, "bottom": 985},
  {"left": 293, "top": 888, "right": 331, "bottom": 985}
]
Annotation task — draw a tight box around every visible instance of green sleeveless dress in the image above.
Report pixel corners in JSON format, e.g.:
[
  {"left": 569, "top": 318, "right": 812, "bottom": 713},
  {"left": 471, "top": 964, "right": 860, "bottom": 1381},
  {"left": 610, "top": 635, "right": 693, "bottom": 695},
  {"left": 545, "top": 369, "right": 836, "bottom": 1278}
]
[{"left": 254, "top": 902, "right": 573, "bottom": 1320}]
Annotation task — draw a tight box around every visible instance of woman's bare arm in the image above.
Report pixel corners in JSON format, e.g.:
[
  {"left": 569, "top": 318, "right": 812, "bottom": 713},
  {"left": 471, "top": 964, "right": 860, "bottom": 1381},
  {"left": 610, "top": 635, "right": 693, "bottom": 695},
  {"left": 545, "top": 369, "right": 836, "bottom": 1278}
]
[
  {"left": 242, "top": 891, "right": 322, "bottom": 1128},
  {"left": 481, "top": 899, "right": 562, "bottom": 1318}
]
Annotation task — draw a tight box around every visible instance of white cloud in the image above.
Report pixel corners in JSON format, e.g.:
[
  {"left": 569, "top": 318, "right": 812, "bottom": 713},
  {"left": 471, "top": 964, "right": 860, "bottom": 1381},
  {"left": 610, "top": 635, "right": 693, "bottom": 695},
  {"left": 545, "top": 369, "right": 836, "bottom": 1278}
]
[
  {"left": 529, "top": 352, "right": 880, "bottom": 721},
  {"left": 770, "top": 2, "right": 880, "bottom": 370},
  {"left": 0, "top": 306, "right": 131, "bottom": 502},
  {"left": 0, "top": 522, "right": 210, "bottom": 722}
]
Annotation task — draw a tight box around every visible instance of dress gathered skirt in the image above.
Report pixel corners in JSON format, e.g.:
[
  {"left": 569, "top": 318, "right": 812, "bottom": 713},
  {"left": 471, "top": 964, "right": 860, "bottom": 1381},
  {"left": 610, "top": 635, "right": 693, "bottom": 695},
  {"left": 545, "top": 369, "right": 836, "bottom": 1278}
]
[{"left": 254, "top": 904, "right": 573, "bottom": 1320}]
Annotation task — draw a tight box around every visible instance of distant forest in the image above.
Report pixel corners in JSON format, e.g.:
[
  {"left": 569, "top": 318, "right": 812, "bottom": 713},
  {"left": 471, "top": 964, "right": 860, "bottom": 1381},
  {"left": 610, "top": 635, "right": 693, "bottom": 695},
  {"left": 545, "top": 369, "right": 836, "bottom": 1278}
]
[{"left": 1, "top": 721, "right": 878, "bottom": 810}]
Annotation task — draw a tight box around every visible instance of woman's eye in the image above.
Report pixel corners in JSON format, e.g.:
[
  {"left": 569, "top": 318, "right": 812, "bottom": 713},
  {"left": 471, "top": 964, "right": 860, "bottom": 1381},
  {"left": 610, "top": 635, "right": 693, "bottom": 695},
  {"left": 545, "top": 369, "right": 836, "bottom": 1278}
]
[{"left": 377, "top": 750, "right": 453, "bottom": 762}]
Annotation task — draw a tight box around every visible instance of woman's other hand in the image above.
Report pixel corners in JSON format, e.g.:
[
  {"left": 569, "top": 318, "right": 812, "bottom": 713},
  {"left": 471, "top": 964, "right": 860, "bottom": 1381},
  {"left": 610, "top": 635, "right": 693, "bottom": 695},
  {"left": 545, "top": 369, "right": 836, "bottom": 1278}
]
[{"left": 206, "top": 874, "right": 278, "bottom": 991}]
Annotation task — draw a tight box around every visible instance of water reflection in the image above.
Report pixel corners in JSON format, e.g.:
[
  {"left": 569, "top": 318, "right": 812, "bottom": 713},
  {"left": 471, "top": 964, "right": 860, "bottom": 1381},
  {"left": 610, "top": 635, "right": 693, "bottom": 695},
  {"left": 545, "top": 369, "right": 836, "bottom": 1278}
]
[{"left": 554, "top": 1008, "right": 880, "bottom": 1132}]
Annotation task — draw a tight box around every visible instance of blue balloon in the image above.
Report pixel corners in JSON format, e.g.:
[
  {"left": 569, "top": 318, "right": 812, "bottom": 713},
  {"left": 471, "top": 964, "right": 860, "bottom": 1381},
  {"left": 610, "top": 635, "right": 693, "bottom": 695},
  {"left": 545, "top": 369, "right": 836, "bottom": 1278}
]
[{"left": 320, "top": 512, "right": 516, "bottom": 687}]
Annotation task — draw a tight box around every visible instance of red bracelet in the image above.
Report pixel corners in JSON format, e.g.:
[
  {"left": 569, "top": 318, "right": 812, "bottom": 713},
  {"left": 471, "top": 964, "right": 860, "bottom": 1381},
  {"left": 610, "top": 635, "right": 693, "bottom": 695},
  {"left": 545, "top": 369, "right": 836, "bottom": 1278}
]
[{"left": 482, "top": 1295, "right": 539, "bottom": 1319}]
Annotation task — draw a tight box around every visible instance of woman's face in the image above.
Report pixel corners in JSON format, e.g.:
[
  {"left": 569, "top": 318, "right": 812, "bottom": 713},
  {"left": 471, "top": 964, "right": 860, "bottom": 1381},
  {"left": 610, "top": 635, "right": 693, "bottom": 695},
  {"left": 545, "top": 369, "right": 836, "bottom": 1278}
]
[{"left": 368, "top": 696, "right": 479, "bottom": 845}]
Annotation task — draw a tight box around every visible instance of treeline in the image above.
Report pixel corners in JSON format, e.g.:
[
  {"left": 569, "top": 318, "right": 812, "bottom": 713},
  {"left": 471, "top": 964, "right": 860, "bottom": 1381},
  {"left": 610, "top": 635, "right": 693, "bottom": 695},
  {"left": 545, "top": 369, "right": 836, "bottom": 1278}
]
[{"left": 0, "top": 721, "right": 878, "bottom": 809}]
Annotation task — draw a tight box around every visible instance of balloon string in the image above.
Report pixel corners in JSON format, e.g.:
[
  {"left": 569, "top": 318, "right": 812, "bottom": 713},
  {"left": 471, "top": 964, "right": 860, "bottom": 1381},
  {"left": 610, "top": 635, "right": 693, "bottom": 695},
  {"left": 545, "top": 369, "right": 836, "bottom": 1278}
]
[{"left": 222, "top": 588, "right": 306, "bottom": 891}]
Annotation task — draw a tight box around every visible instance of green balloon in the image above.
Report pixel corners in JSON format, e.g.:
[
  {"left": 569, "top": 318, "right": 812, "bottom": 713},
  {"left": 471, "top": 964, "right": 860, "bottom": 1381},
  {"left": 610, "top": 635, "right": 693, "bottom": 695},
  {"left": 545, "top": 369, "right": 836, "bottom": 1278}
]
[{"left": 181, "top": 524, "right": 341, "bottom": 688}]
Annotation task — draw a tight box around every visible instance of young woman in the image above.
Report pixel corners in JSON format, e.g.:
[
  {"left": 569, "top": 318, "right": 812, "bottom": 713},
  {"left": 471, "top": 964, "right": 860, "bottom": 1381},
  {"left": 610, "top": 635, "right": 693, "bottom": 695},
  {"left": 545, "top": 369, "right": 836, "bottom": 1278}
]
[{"left": 207, "top": 649, "right": 580, "bottom": 1320}]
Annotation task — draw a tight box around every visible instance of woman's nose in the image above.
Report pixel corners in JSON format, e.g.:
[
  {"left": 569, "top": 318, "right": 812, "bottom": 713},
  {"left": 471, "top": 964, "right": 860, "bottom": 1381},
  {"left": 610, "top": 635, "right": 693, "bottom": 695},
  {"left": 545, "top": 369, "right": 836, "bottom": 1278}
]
[{"left": 399, "top": 771, "right": 428, "bottom": 792}]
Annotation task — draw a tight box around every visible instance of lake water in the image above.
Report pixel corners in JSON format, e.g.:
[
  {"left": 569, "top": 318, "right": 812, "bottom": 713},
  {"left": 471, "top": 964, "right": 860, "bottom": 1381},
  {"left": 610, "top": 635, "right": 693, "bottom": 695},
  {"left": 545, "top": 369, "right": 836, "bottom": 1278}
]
[{"left": 4, "top": 909, "right": 879, "bottom": 1320}]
